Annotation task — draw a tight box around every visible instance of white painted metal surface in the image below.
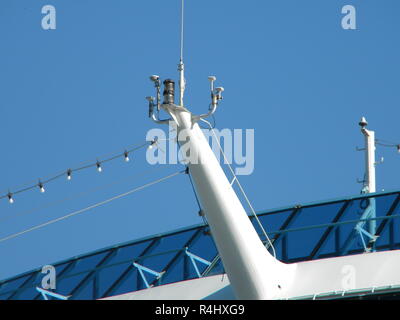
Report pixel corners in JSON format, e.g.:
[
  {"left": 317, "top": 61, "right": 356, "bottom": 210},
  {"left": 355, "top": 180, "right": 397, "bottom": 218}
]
[
  {"left": 103, "top": 249, "right": 400, "bottom": 300},
  {"left": 102, "top": 274, "right": 234, "bottom": 300},
  {"left": 144, "top": 99, "right": 397, "bottom": 300},
  {"left": 360, "top": 117, "right": 376, "bottom": 193},
  {"left": 286, "top": 249, "right": 400, "bottom": 298},
  {"left": 160, "top": 103, "right": 296, "bottom": 299}
]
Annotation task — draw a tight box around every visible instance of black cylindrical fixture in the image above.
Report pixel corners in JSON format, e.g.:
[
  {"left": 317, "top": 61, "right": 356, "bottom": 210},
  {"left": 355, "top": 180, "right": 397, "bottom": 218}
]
[{"left": 163, "top": 79, "right": 175, "bottom": 104}]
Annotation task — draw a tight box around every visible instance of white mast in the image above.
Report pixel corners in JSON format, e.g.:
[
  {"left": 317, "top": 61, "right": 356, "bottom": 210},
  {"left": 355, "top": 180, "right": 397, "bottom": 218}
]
[
  {"left": 146, "top": 2, "right": 294, "bottom": 298},
  {"left": 148, "top": 80, "right": 293, "bottom": 299},
  {"left": 359, "top": 117, "right": 376, "bottom": 194},
  {"left": 358, "top": 116, "right": 377, "bottom": 242}
]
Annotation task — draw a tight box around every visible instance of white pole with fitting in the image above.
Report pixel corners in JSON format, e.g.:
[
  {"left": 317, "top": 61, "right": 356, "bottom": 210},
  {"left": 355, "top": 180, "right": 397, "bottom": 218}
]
[
  {"left": 145, "top": 0, "right": 295, "bottom": 299},
  {"left": 148, "top": 77, "right": 295, "bottom": 299},
  {"left": 359, "top": 116, "right": 377, "bottom": 243},
  {"left": 359, "top": 117, "right": 376, "bottom": 194}
]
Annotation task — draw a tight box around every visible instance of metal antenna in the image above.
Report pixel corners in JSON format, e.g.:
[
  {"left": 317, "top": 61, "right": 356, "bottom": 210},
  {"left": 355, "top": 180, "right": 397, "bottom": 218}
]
[
  {"left": 180, "top": 0, "right": 184, "bottom": 62},
  {"left": 178, "top": 0, "right": 185, "bottom": 107},
  {"left": 355, "top": 117, "right": 378, "bottom": 251}
]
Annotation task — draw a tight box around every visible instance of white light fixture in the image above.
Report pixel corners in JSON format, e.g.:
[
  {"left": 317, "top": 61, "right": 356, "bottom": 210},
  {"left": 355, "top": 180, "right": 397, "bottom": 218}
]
[
  {"left": 7, "top": 192, "right": 14, "bottom": 204},
  {"left": 124, "top": 151, "right": 130, "bottom": 162},
  {"left": 148, "top": 140, "right": 156, "bottom": 150},
  {"left": 96, "top": 161, "right": 102, "bottom": 172},
  {"left": 38, "top": 181, "right": 45, "bottom": 193}
]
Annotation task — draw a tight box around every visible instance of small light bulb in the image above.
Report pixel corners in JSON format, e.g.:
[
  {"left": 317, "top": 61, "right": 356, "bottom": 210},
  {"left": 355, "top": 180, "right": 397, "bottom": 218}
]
[
  {"left": 38, "top": 182, "right": 45, "bottom": 193},
  {"left": 67, "top": 169, "right": 72, "bottom": 180},
  {"left": 124, "top": 151, "right": 130, "bottom": 162},
  {"left": 96, "top": 161, "right": 102, "bottom": 172},
  {"left": 7, "top": 193, "right": 14, "bottom": 204},
  {"left": 397, "top": 145, "right": 400, "bottom": 154},
  {"left": 148, "top": 140, "right": 156, "bottom": 150}
]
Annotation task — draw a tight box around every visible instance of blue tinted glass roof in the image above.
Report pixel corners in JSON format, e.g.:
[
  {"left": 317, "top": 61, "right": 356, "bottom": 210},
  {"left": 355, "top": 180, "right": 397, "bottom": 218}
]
[{"left": 1, "top": 190, "right": 400, "bottom": 300}]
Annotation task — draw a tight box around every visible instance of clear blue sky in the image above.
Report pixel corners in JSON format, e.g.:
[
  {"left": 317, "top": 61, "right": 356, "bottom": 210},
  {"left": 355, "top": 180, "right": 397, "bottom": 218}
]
[{"left": 0, "top": 0, "right": 399, "bottom": 280}]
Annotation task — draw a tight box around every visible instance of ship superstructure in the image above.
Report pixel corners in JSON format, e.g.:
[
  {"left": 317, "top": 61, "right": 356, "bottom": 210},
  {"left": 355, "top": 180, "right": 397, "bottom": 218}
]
[
  {"left": 1, "top": 188, "right": 400, "bottom": 300},
  {"left": 2, "top": 1, "right": 400, "bottom": 301}
]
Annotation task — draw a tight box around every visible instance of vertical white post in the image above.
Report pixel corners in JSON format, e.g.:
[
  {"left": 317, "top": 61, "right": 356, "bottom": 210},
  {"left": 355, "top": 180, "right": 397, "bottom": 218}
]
[
  {"left": 178, "top": 61, "right": 185, "bottom": 106},
  {"left": 359, "top": 117, "right": 376, "bottom": 194},
  {"left": 365, "top": 129, "right": 376, "bottom": 193},
  {"left": 359, "top": 117, "right": 376, "bottom": 238}
]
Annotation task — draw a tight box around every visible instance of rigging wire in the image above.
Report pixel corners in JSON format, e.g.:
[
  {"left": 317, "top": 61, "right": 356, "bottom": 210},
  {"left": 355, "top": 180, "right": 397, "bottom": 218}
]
[
  {"left": 375, "top": 139, "right": 400, "bottom": 151},
  {"left": 375, "top": 138, "right": 398, "bottom": 145},
  {"left": 0, "top": 169, "right": 186, "bottom": 244},
  {"left": 186, "top": 168, "right": 209, "bottom": 226},
  {"left": 198, "top": 110, "right": 216, "bottom": 130},
  {"left": 200, "top": 118, "right": 277, "bottom": 258},
  {"left": 375, "top": 138, "right": 400, "bottom": 154}
]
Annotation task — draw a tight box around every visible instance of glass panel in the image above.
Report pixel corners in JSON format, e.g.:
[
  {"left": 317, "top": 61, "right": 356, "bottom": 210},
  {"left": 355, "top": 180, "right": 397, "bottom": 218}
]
[
  {"left": 340, "top": 199, "right": 369, "bottom": 224},
  {"left": 289, "top": 202, "right": 345, "bottom": 229},
  {"left": 161, "top": 256, "right": 191, "bottom": 284},
  {"left": 316, "top": 226, "right": 339, "bottom": 256},
  {"left": 9, "top": 272, "right": 41, "bottom": 300},
  {"left": 375, "top": 194, "right": 400, "bottom": 248},
  {"left": 54, "top": 261, "right": 74, "bottom": 275},
  {"left": 187, "top": 230, "right": 218, "bottom": 263},
  {"left": 375, "top": 194, "right": 398, "bottom": 219},
  {"left": 17, "top": 287, "right": 41, "bottom": 300},
  {"left": 66, "top": 252, "right": 109, "bottom": 275},
  {"left": 141, "top": 229, "right": 197, "bottom": 258},
  {"left": 255, "top": 209, "right": 297, "bottom": 237},
  {"left": 98, "top": 261, "right": 136, "bottom": 298},
  {"left": 110, "top": 268, "right": 141, "bottom": 297},
  {"left": 0, "top": 275, "right": 31, "bottom": 296},
  {"left": 287, "top": 228, "right": 328, "bottom": 260},
  {"left": 392, "top": 217, "right": 400, "bottom": 247},
  {"left": 139, "top": 251, "right": 177, "bottom": 287},
  {"left": 72, "top": 279, "right": 94, "bottom": 300},
  {"left": 55, "top": 272, "right": 89, "bottom": 297},
  {"left": 0, "top": 293, "right": 12, "bottom": 300},
  {"left": 105, "top": 241, "right": 151, "bottom": 267}
]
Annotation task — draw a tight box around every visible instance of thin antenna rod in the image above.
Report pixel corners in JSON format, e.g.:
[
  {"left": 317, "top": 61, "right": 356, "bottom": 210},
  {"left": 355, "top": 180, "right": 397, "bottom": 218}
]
[
  {"left": 180, "top": 0, "right": 184, "bottom": 62},
  {"left": 178, "top": 0, "right": 185, "bottom": 106}
]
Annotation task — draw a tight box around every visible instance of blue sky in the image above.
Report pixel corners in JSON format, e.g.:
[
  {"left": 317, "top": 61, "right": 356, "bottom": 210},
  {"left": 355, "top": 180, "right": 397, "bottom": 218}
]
[{"left": 0, "top": 0, "right": 399, "bottom": 280}]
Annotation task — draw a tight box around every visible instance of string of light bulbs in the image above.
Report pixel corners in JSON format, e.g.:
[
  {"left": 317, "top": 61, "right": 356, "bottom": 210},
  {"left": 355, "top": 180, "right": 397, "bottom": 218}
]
[
  {"left": 0, "top": 139, "right": 158, "bottom": 204},
  {"left": 0, "top": 165, "right": 172, "bottom": 225},
  {"left": 0, "top": 169, "right": 186, "bottom": 244}
]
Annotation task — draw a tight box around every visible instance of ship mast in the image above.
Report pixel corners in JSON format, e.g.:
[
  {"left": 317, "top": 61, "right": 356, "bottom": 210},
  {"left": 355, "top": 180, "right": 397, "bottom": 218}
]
[
  {"left": 359, "top": 117, "right": 376, "bottom": 194},
  {"left": 178, "top": 0, "right": 185, "bottom": 107},
  {"left": 358, "top": 117, "right": 377, "bottom": 245},
  {"left": 145, "top": 1, "right": 294, "bottom": 299}
]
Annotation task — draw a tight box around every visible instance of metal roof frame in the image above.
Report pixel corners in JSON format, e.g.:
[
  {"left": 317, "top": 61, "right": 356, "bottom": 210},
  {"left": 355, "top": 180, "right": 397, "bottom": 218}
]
[{"left": 1, "top": 190, "right": 400, "bottom": 300}]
